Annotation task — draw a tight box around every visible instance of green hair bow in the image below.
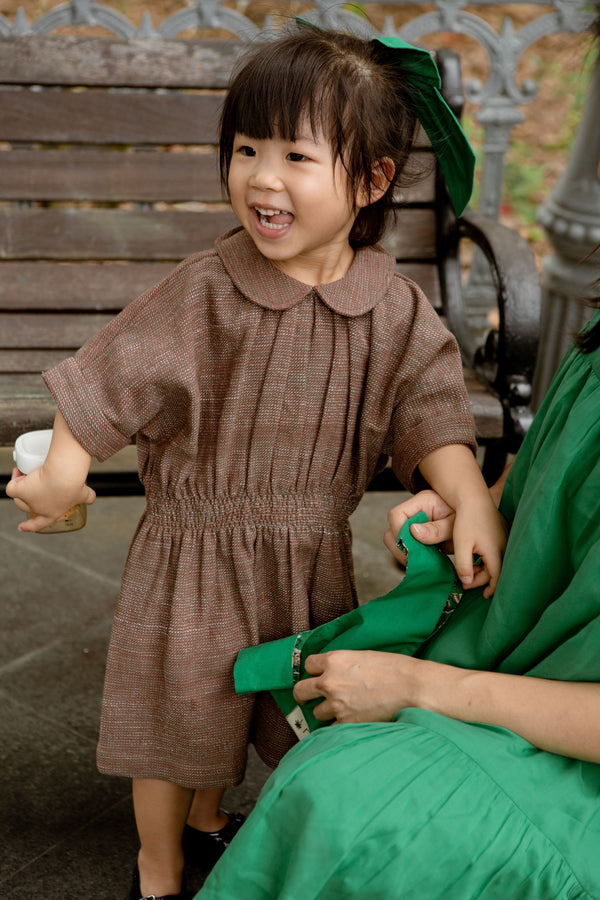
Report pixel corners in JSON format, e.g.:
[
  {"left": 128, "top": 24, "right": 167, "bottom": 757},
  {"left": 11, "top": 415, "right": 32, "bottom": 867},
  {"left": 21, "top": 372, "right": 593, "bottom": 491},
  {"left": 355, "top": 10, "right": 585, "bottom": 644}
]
[{"left": 372, "top": 36, "right": 475, "bottom": 217}]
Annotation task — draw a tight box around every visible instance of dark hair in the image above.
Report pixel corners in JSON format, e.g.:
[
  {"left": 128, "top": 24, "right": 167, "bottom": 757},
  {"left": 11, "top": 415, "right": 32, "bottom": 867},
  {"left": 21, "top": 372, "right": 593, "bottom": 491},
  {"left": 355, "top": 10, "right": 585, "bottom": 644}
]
[
  {"left": 575, "top": 294, "right": 600, "bottom": 353},
  {"left": 574, "top": 13, "right": 600, "bottom": 351},
  {"left": 574, "top": 237, "right": 600, "bottom": 353},
  {"left": 219, "top": 27, "right": 420, "bottom": 248}
]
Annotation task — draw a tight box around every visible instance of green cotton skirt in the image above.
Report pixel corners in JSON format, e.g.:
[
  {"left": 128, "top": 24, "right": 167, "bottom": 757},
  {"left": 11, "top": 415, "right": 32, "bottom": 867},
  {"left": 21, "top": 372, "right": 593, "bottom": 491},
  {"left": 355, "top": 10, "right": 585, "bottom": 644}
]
[{"left": 198, "top": 708, "right": 600, "bottom": 899}]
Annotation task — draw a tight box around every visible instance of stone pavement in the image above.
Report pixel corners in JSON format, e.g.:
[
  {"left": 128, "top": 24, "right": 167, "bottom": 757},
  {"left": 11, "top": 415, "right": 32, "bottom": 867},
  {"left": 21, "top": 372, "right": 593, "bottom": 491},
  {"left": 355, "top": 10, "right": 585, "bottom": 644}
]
[{"left": 0, "top": 446, "right": 407, "bottom": 898}]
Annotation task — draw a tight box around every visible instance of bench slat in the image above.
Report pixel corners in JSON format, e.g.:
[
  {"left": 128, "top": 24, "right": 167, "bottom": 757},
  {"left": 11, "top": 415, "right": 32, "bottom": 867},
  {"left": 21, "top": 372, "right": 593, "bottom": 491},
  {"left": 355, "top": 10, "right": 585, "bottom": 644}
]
[
  {"left": 0, "top": 402, "right": 57, "bottom": 444},
  {"left": 463, "top": 372, "right": 503, "bottom": 439},
  {"left": 380, "top": 211, "right": 438, "bottom": 260},
  {"left": 0, "top": 149, "right": 223, "bottom": 202},
  {"left": 0, "top": 262, "right": 174, "bottom": 309},
  {"left": 0, "top": 374, "right": 57, "bottom": 442},
  {"left": 0, "top": 208, "right": 436, "bottom": 261},
  {"left": 0, "top": 350, "right": 72, "bottom": 373},
  {"left": 0, "top": 89, "right": 223, "bottom": 144},
  {"left": 0, "top": 313, "right": 115, "bottom": 348},
  {"left": 0, "top": 208, "right": 239, "bottom": 260},
  {"left": 396, "top": 264, "right": 441, "bottom": 310},
  {"left": 0, "top": 36, "right": 243, "bottom": 88}
]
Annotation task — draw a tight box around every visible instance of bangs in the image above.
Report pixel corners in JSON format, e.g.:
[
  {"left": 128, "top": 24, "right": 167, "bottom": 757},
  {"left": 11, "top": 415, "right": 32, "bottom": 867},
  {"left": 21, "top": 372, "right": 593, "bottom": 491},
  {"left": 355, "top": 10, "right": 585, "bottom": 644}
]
[
  {"left": 220, "top": 39, "right": 345, "bottom": 186},
  {"left": 228, "top": 57, "right": 331, "bottom": 142}
]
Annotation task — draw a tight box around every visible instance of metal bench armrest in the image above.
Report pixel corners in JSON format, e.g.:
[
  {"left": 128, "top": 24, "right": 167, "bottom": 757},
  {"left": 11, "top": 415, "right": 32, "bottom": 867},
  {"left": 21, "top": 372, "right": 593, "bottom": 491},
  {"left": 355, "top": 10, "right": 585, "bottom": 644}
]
[{"left": 439, "top": 208, "right": 540, "bottom": 456}]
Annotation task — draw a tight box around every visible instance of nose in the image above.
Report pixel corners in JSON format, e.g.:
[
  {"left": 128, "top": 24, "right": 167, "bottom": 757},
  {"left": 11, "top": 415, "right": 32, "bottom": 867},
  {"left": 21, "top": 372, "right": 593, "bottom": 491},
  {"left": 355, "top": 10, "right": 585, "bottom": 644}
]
[{"left": 248, "top": 156, "right": 284, "bottom": 192}]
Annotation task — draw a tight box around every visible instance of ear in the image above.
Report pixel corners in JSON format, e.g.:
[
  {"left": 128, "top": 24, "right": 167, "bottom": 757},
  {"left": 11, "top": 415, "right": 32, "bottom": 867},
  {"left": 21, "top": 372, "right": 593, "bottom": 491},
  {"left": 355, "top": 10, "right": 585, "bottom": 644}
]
[{"left": 356, "top": 157, "right": 395, "bottom": 209}]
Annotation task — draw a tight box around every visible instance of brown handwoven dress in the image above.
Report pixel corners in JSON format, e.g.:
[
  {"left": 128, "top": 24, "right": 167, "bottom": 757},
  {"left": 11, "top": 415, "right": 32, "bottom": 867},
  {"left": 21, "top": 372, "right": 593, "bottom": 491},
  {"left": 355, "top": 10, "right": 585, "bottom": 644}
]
[{"left": 43, "top": 228, "right": 476, "bottom": 788}]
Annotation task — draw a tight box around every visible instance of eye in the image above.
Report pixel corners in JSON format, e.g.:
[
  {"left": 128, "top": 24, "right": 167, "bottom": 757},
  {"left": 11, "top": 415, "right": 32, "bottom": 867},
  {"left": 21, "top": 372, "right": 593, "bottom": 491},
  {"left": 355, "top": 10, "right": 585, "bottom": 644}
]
[
  {"left": 287, "top": 151, "right": 309, "bottom": 162},
  {"left": 235, "top": 144, "right": 256, "bottom": 157}
]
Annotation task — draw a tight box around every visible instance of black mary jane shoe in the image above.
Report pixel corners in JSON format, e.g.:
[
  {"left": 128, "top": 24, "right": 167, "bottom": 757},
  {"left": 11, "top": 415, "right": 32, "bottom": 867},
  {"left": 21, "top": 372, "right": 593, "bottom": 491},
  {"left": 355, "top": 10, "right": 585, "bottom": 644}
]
[
  {"left": 129, "top": 864, "right": 190, "bottom": 900},
  {"left": 182, "top": 810, "right": 246, "bottom": 868}
]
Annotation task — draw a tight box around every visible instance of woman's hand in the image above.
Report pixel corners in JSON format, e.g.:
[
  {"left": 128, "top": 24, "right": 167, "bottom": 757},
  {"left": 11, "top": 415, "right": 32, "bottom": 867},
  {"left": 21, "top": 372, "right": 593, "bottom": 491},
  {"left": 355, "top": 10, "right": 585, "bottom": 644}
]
[
  {"left": 294, "top": 649, "right": 600, "bottom": 762},
  {"left": 293, "top": 650, "right": 421, "bottom": 724},
  {"left": 6, "top": 464, "right": 96, "bottom": 532},
  {"left": 383, "top": 490, "right": 456, "bottom": 565}
]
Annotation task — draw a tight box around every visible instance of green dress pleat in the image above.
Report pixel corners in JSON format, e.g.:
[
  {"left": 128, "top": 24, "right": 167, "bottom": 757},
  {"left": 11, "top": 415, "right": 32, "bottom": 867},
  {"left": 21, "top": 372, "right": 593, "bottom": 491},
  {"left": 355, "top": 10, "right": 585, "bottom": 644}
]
[{"left": 198, "top": 311, "right": 600, "bottom": 899}]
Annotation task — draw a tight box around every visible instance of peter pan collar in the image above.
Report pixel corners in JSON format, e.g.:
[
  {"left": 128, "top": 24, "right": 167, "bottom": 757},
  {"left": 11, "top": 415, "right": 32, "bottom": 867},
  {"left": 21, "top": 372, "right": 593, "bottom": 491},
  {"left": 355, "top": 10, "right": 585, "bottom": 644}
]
[{"left": 215, "top": 227, "right": 395, "bottom": 317}]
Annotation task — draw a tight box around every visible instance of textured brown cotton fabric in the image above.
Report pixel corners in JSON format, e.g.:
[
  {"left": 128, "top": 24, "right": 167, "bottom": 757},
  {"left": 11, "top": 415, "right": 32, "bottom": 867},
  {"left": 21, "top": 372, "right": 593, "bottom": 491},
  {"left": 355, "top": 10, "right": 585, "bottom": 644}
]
[{"left": 43, "top": 227, "right": 475, "bottom": 788}]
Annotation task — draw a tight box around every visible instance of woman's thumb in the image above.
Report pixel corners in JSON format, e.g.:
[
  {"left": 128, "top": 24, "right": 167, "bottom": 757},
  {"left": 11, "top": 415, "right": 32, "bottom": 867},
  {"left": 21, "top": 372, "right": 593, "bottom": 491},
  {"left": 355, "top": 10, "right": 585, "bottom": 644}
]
[{"left": 410, "top": 519, "right": 451, "bottom": 545}]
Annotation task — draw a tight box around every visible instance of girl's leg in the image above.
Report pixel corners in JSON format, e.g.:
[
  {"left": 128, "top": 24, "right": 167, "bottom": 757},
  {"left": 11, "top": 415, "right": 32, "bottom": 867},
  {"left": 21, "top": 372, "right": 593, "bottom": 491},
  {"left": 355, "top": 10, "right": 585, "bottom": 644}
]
[
  {"left": 183, "top": 788, "right": 245, "bottom": 869},
  {"left": 132, "top": 777, "right": 194, "bottom": 896},
  {"left": 186, "top": 787, "right": 228, "bottom": 831}
]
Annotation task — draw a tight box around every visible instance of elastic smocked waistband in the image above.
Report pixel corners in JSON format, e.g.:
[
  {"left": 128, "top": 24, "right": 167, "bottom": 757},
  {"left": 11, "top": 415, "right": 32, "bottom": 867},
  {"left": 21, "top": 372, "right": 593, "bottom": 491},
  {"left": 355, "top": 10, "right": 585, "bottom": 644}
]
[{"left": 145, "top": 491, "right": 355, "bottom": 531}]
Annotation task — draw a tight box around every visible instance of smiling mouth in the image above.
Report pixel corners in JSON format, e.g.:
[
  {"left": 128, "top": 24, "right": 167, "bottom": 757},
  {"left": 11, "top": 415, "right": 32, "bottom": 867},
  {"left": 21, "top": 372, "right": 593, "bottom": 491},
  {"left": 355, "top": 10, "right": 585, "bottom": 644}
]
[{"left": 254, "top": 207, "right": 294, "bottom": 230}]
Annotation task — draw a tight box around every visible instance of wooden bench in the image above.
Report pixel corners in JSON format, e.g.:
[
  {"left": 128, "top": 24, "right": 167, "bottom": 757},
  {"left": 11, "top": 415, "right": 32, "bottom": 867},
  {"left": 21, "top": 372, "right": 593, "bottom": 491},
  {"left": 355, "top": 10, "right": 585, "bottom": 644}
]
[{"left": 0, "top": 34, "right": 540, "bottom": 495}]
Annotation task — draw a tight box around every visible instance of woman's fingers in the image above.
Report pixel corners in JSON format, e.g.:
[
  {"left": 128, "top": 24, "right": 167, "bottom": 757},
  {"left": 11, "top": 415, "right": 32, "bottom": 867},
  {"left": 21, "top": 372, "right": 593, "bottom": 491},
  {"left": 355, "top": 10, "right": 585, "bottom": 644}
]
[
  {"left": 409, "top": 518, "right": 454, "bottom": 546},
  {"left": 293, "top": 655, "right": 326, "bottom": 703},
  {"left": 293, "top": 677, "right": 320, "bottom": 704}
]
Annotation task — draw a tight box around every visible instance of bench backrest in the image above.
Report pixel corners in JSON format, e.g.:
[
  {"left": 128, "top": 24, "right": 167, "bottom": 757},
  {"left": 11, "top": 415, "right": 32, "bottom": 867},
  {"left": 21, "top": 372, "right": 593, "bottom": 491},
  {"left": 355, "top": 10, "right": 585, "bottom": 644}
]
[{"left": 0, "top": 34, "right": 499, "bottom": 450}]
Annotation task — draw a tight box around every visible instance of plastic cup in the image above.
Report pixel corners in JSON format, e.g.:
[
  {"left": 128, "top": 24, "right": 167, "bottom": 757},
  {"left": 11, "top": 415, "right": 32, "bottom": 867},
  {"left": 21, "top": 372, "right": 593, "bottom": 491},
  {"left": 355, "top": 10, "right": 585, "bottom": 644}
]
[{"left": 13, "top": 429, "right": 87, "bottom": 533}]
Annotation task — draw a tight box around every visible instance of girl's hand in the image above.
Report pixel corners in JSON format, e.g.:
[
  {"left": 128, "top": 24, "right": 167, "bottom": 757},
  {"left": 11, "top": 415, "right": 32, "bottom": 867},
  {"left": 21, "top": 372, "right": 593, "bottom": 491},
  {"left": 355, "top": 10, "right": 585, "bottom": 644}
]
[
  {"left": 6, "top": 464, "right": 96, "bottom": 533},
  {"left": 452, "top": 499, "right": 507, "bottom": 597},
  {"left": 412, "top": 447, "right": 510, "bottom": 597},
  {"left": 293, "top": 650, "right": 421, "bottom": 724}
]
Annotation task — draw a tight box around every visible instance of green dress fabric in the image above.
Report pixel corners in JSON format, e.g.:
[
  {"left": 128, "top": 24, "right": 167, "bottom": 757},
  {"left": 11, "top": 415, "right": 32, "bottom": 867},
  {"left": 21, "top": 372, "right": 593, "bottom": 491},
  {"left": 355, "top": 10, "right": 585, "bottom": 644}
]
[
  {"left": 233, "top": 509, "right": 464, "bottom": 737},
  {"left": 198, "top": 312, "right": 600, "bottom": 899}
]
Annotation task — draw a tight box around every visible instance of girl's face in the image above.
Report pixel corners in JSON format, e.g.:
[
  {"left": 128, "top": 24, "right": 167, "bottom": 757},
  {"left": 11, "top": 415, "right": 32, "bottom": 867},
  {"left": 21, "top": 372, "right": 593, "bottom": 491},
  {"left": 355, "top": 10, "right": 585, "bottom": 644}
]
[{"left": 228, "top": 123, "right": 364, "bottom": 286}]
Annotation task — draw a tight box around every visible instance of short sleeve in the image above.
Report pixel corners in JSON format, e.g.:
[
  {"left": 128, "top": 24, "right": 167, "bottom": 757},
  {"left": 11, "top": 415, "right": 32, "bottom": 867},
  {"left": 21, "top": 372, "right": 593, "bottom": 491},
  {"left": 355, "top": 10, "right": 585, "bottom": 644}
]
[
  {"left": 43, "top": 256, "right": 205, "bottom": 461},
  {"left": 380, "top": 277, "right": 476, "bottom": 491}
]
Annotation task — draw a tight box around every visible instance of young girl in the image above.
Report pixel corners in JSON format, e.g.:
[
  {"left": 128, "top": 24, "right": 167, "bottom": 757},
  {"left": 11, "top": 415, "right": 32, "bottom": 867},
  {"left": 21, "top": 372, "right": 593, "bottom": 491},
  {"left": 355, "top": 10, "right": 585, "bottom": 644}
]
[{"left": 7, "top": 26, "right": 506, "bottom": 900}]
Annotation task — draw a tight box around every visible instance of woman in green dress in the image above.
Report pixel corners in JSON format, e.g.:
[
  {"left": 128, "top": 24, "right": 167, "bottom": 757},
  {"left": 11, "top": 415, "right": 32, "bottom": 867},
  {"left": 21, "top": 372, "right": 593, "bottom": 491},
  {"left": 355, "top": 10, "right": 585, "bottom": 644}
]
[{"left": 198, "top": 304, "right": 600, "bottom": 899}]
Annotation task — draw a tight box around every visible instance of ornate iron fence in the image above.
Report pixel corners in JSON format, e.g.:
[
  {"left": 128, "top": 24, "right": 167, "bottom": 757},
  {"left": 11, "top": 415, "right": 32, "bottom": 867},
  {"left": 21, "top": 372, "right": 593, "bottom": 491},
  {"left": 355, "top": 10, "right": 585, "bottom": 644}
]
[{"left": 0, "top": 0, "right": 594, "bottom": 224}]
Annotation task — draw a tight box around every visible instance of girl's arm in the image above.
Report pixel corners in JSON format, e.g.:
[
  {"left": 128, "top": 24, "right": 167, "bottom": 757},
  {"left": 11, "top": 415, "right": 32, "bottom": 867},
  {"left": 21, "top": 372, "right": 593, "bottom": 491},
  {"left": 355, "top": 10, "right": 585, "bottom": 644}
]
[
  {"left": 294, "top": 649, "right": 600, "bottom": 763},
  {"left": 418, "top": 444, "right": 507, "bottom": 596},
  {"left": 6, "top": 410, "right": 96, "bottom": 532}
]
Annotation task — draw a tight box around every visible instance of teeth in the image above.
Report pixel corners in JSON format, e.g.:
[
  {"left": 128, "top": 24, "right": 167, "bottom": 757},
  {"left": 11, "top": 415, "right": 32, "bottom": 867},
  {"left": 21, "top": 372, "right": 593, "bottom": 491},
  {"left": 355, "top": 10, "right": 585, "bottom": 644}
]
[{"left": 254, "top": 206, "right": 291, "bottom": 230}]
